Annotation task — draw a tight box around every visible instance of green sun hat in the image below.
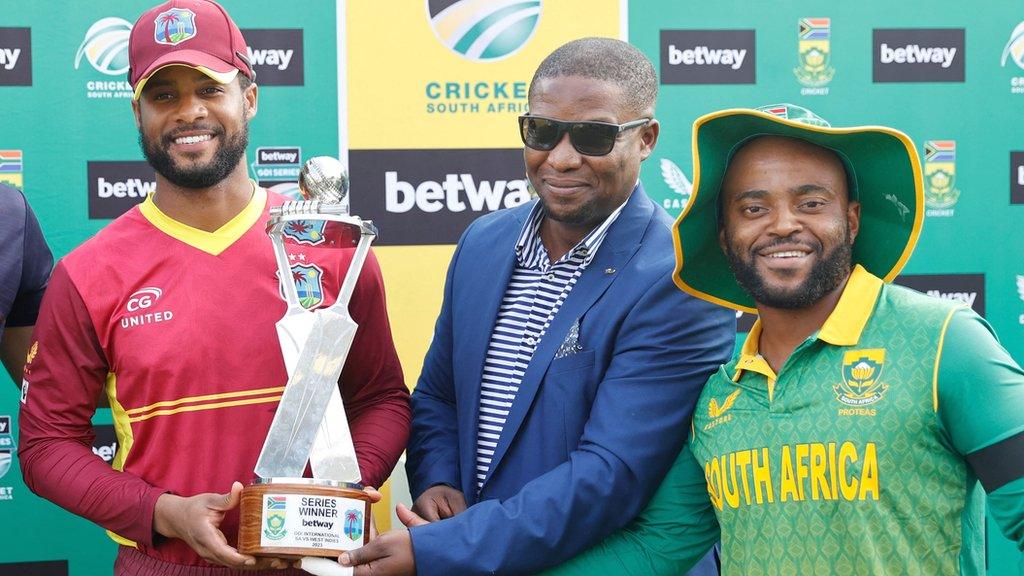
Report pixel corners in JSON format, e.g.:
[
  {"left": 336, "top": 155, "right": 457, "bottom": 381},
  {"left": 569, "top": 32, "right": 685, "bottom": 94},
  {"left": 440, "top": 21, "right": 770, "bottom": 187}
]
[{"left": 672, "top": 103, "right": 924, "bottom": 313}]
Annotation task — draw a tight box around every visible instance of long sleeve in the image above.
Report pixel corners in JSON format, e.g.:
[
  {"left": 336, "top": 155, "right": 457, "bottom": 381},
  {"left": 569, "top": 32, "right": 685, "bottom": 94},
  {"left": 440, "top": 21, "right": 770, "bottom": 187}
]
[
  {"left": 408, "top": 272, "right": 735, "bottom": 575},
  {"left": 18, "top": 262, "right": 165, "bottom": 546},
  {"left": 936, "top": 308, "right": 1024, "bottom": 570},
  {"left": 545, "top": 442, "right": 720, "bottom": 576},
  {"left": 341, "top": 249, "right": 411, "bottom": 489}
]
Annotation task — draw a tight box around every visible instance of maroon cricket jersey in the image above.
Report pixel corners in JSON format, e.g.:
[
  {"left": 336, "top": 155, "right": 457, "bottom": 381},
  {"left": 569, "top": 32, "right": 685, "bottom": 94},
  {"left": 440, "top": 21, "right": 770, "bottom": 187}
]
[{"left": 19, "top": 188, "right": 409, "bottom": 571}]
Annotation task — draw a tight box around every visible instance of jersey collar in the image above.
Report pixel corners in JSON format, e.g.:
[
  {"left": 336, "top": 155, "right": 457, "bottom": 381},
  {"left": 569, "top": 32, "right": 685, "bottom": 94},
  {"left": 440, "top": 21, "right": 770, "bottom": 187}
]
[
  {"left": 139, "top": 183, "right": 267, "bottom": 256},
  {"left": 732, "top": 264, "right": 884, "bottom": 383}
]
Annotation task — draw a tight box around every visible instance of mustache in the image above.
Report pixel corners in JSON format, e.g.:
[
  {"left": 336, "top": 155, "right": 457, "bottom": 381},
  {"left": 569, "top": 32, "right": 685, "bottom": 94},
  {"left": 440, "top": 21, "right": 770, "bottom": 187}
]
[
  {"left": 750, "top": 235, "right": 821, "bottom": 255},
  {"left": 161, "top": 124, "right": 225, "bottom": 146}
]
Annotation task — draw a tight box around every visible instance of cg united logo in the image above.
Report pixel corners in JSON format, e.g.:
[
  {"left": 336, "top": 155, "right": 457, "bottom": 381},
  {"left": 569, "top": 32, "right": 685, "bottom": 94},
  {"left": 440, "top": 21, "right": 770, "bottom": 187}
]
[
  {"left": 75, "top": 17, "right": 133, "bottom": 98},
  {"left": 794, "top": 18, "right": 835, "bottom": 95},
  {"left": 835, "top": 349, "right": 888, "bottom": 408},
  {"left": 923, "top": 140, "right": 960, "bottom": 217},
  {"left": 427, "top": 0, "right": 541, "bottom": 62},
  {"left": 659, "top": 158, "right": 692, "bottom": 214},
  {"left": 1002, "top": 20, "right": 1024, "bottom": 94},
  {"left": 121, "top": 286, "right": 174, "bottom": 328}
]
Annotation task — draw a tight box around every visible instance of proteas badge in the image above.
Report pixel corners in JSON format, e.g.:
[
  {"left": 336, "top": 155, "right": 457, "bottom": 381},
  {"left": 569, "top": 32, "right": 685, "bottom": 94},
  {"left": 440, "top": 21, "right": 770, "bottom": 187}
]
[
  {"left": 263, "top": 496, "right": 288, "bottom": 540},
  {"left": 835, "top": 349, "right": 888, "bottom": 406},
  {"left": 794, "top": 18, "right": 836, "bottom": 91}
]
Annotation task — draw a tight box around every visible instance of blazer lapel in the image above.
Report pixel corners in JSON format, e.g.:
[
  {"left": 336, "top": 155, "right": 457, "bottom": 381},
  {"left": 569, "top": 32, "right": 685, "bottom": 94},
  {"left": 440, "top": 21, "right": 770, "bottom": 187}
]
[
  {"left": 481, "top": 185, "right": 655, "bottom": 488},
  {"left": 457, "top": 204, "right": 530, "bottom": 499}
]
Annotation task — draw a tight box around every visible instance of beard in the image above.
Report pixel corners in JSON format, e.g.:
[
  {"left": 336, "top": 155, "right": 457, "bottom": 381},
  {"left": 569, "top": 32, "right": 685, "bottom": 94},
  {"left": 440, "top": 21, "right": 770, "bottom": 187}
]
[
  {"left": 724, "top": 228, "right": 853, "bottom": 310},
  {"left": 139, "top": 121, "right": 249, "bottom": 189},
  {"left": 538, "top": 193, "right": 599, "bottom": 227}
]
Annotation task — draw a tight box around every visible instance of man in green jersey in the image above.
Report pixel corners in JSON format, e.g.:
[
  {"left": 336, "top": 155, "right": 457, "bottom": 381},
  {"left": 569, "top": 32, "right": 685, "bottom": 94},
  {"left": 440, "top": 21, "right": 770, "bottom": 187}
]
[{"left": 548, "top": 104, "right": 1024, "bottom": 575}]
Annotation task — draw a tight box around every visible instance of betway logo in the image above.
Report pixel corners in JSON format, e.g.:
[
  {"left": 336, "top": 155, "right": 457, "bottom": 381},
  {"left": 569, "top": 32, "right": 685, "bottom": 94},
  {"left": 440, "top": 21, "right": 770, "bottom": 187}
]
[
  {"left": 0, "top": 47, "right": 20, "bottom": 70},
  {"left": 97, "top": 176, "right": 155, "bottom": 198},
  {"left": 879, "top": 43, "right": 957, "bottom": 68},
  {"left": 667, "top": 44, "right": 746, "bottom": 69},
  {"left": 927, "top": 289, "right": 977, "bottom": 307},
  {"left": 260, "top": 149, "right": 299, "bottom": 163},
  {"left": 247, "top": 47, "right": 293, "bottom": 70},
  {"left": 385, "top": 171, "right": 530, "bottom": 213}
]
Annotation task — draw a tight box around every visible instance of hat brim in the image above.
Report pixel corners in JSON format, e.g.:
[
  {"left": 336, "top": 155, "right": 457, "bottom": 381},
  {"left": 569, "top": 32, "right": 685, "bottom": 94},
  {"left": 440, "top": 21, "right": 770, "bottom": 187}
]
[
  {"left": 672, "top": 108, "right": 924, "bottom": 313},
  {"left": 132, "top": 49, "right": 239, "bottom": 100}
]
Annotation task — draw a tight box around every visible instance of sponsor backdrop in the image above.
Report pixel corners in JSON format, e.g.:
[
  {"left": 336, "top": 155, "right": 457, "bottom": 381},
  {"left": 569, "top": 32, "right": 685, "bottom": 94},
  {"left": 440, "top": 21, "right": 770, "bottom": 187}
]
[
  {"left": 0, "top": 1, "right": 335, "bottom": 573},
  {"left": 633, "top": 3, "right": 1022, "bottom": 574},
  {"left": 0, "top": 0, "right": 1021, "bottom": 574}
]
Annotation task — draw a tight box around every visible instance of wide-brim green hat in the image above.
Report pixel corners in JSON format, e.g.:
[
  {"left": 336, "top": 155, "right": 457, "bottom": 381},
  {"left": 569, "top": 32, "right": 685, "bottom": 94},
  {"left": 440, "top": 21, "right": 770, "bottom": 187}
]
[{"left": 672, "top": 103, "right": 924, "bottom": 314}]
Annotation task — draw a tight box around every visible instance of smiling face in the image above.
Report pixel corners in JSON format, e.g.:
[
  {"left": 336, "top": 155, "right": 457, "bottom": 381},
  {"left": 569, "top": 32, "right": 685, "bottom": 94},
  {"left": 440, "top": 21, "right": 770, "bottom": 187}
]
[
  {"left": 719, "top": 136, "right": 860, "bottom": 310},
  {"left": 524, "top": 75, "right": 658, "bottom": 237},
  {"left": 132, "top": 65, "right": 257, "bottom": 189}
]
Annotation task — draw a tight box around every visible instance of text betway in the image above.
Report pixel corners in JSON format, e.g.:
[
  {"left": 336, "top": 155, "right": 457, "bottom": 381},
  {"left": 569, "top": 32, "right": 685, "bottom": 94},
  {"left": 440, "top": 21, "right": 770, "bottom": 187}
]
[
  {"left": 97, "top": 177, "right": 155, "bottom": 199},
  {"left": 0, "top": 48, "right": 20, "bottom": 70},
  {"left": 879, "top": 43, "right": 957, "bottom": 68},
  {"left": 385, "top": 172, "right": 530, "bottom": 213},
  {"left": 247, "top": 47, "right": 293, "bottom": 70},
  {"left": 667, "top": 44, "right": 746, "bottom": 69},
  {"left": 926, "top": 290, "right": 977, "bottom": 307}
]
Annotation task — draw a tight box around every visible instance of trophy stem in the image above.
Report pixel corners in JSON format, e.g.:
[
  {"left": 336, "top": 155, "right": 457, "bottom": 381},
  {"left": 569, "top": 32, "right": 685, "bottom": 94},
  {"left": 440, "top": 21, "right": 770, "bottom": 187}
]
[{"left": 330, "top": 232, "right": 373, "bottom": 315}]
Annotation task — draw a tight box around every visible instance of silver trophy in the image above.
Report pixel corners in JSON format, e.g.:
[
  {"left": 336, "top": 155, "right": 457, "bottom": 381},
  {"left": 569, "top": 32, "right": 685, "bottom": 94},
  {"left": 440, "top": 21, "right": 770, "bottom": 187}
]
[{"left": 256, "top": 156, "right": 376, "bottom": 483}]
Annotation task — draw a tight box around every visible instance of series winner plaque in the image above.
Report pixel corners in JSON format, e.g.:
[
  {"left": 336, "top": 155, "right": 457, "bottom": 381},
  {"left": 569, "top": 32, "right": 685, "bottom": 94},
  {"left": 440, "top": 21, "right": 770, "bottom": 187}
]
[{"left": 238, "top": 157, "right": 376, "bottom": 559}]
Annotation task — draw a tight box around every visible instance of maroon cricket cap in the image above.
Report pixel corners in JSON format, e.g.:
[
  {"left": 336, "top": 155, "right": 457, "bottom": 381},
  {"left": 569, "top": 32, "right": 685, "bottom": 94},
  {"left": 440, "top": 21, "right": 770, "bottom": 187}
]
[{"left": 128, "top": 0, "right": 253, "bottom": 100}]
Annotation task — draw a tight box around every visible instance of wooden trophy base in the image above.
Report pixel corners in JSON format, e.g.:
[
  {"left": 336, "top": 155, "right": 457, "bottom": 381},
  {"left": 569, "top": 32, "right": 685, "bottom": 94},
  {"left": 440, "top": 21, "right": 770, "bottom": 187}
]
[{"left": 238, "top": 477, "right": 370, "bottom": 559}]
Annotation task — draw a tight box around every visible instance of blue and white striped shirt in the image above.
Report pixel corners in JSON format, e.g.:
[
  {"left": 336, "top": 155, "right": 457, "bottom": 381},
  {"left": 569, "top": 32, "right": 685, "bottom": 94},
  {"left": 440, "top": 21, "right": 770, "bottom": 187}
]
[{"left": 474, "top": 198, "right": 627, "bottom": 491}]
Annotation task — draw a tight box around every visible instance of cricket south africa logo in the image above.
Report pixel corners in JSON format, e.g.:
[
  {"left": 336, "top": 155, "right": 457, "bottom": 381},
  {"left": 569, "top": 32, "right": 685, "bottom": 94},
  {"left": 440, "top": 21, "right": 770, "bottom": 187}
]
[
  {"left": 1002, "top": 20, "right": 1024, "bottom": 94},
  {"left": 264, "top": 495, "right": 287, "bottom": 540},
  {"left": 794, "top": 18, "right": 835, "bottom": 95},
  {"left": 153, "top": 8, "right": 197, "bottom": 46},
  {"left": 344, "top": 509, "right": 364, "bottom": 541},
  {"left": 75, "top": 18, "right": 131, "bottom": 76},
  {"left": 427, "top": 0, "right": 542, "bottom": 62},
  {"left": 924, "top": 140, "right": 960, "bottom": 217},
  {"left": 835, "top": 349, "right": 888, "bottom": 407}
]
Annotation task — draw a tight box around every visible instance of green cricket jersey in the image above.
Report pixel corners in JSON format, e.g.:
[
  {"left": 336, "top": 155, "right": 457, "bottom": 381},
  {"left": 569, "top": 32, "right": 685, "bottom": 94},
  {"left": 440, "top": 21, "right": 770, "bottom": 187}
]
[{"left": 549, "top": 266, "right": 1024, "bottom": 575}]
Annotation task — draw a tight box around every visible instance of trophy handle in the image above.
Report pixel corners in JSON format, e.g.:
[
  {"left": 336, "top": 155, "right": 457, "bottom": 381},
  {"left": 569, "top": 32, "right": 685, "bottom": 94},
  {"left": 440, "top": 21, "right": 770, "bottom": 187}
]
[
  {"left": 270, "top": 222, "right": 306, "bottom": 314},
  {"left": 324, "top": 229, "right": 375, "bottom": 316}
]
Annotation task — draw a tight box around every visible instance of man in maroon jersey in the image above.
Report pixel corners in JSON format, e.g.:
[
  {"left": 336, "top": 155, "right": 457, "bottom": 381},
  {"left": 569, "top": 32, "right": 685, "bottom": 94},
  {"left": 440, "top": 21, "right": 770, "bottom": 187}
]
[{"left": 17, "top": 1, "right": 410, "bottom": 574}]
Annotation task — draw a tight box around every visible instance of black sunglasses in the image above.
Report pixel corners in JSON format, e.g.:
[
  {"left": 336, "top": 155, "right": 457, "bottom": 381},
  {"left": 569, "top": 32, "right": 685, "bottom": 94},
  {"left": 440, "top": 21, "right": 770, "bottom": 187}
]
[{"left": 518, "top": 115, "right": 651, "bottom": 156}]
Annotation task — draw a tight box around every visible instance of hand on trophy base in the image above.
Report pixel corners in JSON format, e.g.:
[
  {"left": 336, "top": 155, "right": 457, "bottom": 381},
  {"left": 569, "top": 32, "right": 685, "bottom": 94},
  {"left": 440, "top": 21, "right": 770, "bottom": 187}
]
[{"left": 153, "top": 481, "right": 291, "bottom": 570}]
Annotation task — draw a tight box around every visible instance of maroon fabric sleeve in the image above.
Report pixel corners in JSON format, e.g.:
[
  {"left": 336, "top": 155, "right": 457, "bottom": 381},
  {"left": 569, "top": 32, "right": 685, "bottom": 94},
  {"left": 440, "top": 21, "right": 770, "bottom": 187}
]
[
  {"left": 341, "top": 249, "right": 411, "bottom": 488},
  {"left": 18, "top": 262, "right": 166, "bottom": 546}
]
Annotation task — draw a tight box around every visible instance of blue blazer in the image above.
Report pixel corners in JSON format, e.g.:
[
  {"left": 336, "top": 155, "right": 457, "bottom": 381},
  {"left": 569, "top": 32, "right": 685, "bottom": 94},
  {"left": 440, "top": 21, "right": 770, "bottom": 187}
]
[{"left": 406, "top": 185, "right": 735, "bottom": 575}]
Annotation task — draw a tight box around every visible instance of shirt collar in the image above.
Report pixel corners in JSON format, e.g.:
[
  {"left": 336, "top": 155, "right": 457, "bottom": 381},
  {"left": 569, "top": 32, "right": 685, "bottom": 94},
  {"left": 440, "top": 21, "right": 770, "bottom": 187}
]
[
  {"left": 514, "top": 189, "right": 632, "bottom": 268},
  {"left": 731, "top": 264, "right": 884, "bottom": 382}
]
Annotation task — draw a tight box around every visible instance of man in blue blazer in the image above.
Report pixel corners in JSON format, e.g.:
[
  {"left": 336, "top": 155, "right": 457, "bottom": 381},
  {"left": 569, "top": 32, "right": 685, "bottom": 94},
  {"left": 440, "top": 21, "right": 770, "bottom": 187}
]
[{"left": 343, "top": 38, "right": 734, "bottom": 576}]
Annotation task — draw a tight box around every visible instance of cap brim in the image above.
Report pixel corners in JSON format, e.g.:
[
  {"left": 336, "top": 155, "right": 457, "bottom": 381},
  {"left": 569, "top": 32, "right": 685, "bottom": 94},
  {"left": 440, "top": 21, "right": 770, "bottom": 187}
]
[
  {"left": 132, "top": 49, "right": 239, "bottom": 100},
  {"left": 672, "top": 108, "right": 924, "bottom": 313}
]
